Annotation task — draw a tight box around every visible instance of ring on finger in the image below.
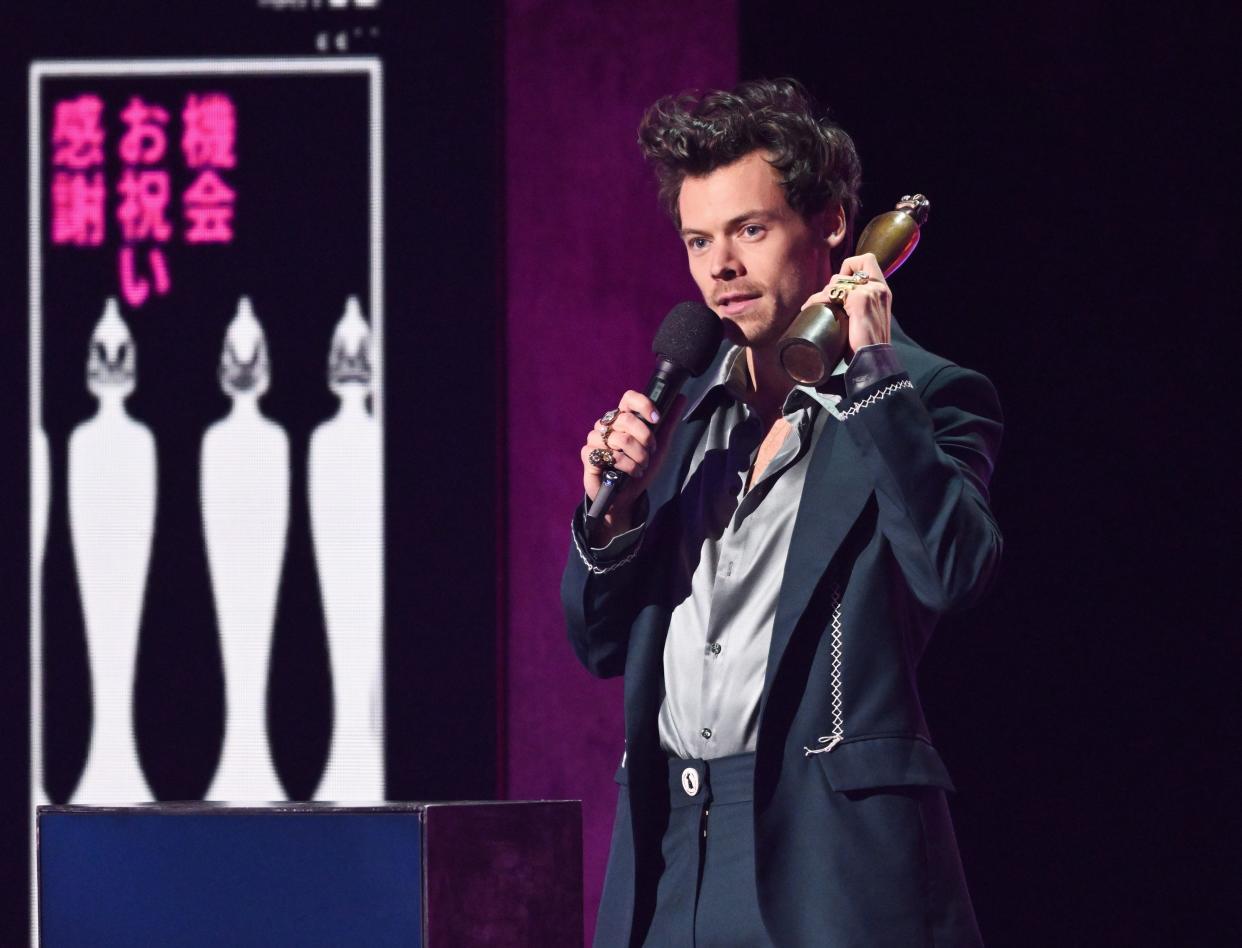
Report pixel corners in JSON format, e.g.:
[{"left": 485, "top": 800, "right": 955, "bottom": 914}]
[
  {"left": 827, "top": 284, "right": 852, "bottom": 303},
  {"left": 588, "top": 447, "right": 616, "bottom": 469},
  {"left": 598, "top": 408, "right": 620, "bottom": 427},
  {"left": 601, "top": 425, "right": 615, "bottom": 448}
]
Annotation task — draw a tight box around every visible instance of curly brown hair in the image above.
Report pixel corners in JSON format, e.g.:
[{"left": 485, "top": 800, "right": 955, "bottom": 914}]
[{"left": 638, "top": 78, "right": 862, "bottom": 258}]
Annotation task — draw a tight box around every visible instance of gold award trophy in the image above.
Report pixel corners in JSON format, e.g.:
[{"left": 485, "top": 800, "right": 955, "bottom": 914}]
[{"left": 777, "top": 193, "right": 930, "bottom": 386}]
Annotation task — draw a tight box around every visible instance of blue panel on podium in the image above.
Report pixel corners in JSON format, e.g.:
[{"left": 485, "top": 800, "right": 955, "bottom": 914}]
[
  {"left": 38, "top": 800, "right": 582, "bottom": 948},
  {"left": 39, "top": 804, "right": 423, "bottom": 947}
]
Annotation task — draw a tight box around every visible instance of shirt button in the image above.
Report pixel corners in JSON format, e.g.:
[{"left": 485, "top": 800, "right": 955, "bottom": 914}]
[
  {"left": 700, "top": 727, "right": 713, "bottom": 740},
  {"left": 709, "top": 642, "right": 722, "bottom": 655}
]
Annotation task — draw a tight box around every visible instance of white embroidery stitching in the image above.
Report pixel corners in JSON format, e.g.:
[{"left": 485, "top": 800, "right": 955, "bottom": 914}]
[
  {"left": 805, "top": 579, "right": 845, "bottom": 756},
  {"left": 841, "top": 379, "right": 914, "bottom": 418},
  {"left": 571, "top": 522, "right": 642, "bottom": 576}
]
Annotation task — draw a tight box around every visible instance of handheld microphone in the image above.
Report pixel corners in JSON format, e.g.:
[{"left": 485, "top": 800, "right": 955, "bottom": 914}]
[{"left": 585, "top": 301, "right": 722, "bottom": 532}]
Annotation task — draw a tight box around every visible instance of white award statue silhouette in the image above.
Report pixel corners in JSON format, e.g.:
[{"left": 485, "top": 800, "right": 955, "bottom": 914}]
[
  {"left": 311, "top": 297, "right": 384, "bottom": 801},
  {"left": 202, "top": 297, "right": 288, "bottom": 802},
  {"left": 68, "top": 298, "right": 156, "bottom": 804},
  {"left": 33, "top": 427, "right": 50, "bottom": 583},
  {"left": 33, "top": 424, "right": 50, "bottom": 808}
]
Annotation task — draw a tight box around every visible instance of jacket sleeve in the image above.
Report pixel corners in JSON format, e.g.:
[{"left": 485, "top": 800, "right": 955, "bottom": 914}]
[
  {"left": 838, "top": 358, "right": 1003, "bottom": 613},
  {"left": 561, "top": 496, "right": 650, "bottom": 679}
]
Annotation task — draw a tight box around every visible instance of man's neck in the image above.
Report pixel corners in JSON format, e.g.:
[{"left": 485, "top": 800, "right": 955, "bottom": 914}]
[{"left": 742, "top": 345, "right": 796, "bottom": 425}]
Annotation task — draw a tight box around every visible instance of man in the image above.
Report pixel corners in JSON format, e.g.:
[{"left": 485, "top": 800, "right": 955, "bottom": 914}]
[{"left": 563, "top": 79, "right": 1001, "bottom": 947}]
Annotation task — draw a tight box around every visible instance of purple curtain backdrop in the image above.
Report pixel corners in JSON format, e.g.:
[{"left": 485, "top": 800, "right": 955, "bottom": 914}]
[{"left": 503, "top": 2, "right": 737, "bottom": 941}]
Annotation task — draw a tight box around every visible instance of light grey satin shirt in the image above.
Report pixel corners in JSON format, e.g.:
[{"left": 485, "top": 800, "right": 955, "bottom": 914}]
[{"left": 589, "top": 343, "right": 904, "bottom": 760}]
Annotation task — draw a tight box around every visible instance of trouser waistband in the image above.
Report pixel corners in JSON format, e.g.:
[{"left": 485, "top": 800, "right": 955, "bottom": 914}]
[{"left": 665, "top": 751, "right": 755, "bottom": 808}]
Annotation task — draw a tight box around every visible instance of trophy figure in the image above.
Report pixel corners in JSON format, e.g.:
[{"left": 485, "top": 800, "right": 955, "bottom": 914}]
[
  {"left": 32, "top": 425, "right": 50, "bottom": 808},
  {"left": 311, "top": 297, "right": 384, "bottom": 801},
  {"left": 69, "top": 298, "right": 156, "bottom": 804},
  {"left": 202, "top": 297, "right": 288, "bottom": 801},
  {"left": 33, "top": 427, "right": 50, "bottom": 579},
  {"left": 778, "top": 194, "right": 931, "bottom": 386}
]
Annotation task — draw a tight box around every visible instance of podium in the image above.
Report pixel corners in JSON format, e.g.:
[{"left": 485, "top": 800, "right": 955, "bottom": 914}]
[{"left": 38, "top": 800, "right": 582, "bottom": 947}]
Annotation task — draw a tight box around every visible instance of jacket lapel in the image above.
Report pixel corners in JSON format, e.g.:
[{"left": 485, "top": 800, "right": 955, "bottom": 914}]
[
  {"left": 644, "top": 359, "right": 722, "bottom": 515},
  {"left": 762, "top": 417, "right": 873, "bottom": 698},
  {"left": 623, "top": 371, "right": 717, "bottom": 752},
  {"left": 645, "top": 410, "right": 708, "bottom": 516}
]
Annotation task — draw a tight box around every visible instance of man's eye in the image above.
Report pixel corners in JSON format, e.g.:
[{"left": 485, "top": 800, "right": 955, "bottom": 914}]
[
  {"left": 688, "top": 237, "right": 709, "bottom": 251},
  {"left": 742, "top": 224, "right": 764, "bottom": 238}
]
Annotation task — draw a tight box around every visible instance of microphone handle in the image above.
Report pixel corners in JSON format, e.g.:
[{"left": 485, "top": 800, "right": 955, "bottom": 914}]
[{"left": 585, "top": 357, "right": 687, "bottom": 533}]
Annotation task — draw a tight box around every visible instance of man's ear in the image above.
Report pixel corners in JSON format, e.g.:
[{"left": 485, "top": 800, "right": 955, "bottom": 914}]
[{"left": 823, "top": 204, "right": 847, "bottom": 250}]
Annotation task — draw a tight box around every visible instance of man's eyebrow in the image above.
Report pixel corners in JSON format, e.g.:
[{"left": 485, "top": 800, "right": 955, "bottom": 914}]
[{"left": 679, "top": 209, "right": 776, "bottom": 238}]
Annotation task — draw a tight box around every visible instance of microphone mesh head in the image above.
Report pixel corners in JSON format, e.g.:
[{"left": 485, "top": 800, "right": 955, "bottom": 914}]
[{"left": 652, "top": 302, "right": 723, "bottom": 377}]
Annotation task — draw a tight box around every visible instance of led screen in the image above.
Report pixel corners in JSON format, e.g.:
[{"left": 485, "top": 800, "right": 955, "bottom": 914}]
[{"left": 31, "top": 59, "right": 385, "bottom": 811}]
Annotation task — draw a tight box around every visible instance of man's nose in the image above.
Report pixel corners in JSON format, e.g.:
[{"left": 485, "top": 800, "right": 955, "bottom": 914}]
[{"left": 710, "top": 240, "right": 742, "bottom": 280}]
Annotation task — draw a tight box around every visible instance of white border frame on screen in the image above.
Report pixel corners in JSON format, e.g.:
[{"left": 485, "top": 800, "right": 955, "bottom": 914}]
[{"left": 28, "top": 57, "right": 383, "bottom": 946}]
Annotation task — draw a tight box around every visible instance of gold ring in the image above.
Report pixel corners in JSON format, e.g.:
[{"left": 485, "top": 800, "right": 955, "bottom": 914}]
[
  {"left": 588, "top": 447, "right": 615, "bottom": 469},
  {"left": 599, "top": 409, "right": 620, "bottom": 426}
]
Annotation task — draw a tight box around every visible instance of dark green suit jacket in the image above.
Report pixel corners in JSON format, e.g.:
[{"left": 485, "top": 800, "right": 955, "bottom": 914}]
[{"left": 564, "top": 324, "right": 1003, "bottom": 947}]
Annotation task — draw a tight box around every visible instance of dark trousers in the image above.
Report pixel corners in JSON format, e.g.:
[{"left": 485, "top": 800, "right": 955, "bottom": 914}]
[{"left": 634, "top": 752, "right": 773, "bottom": 948}]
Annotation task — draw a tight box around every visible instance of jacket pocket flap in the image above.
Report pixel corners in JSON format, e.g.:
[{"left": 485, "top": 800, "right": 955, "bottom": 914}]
[{"left": 814, "top": 736, "right": 955, "bottom": 792}]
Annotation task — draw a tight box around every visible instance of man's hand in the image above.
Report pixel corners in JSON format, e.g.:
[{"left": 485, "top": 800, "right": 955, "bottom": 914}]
[
  {"left": 800, "top": 252, "right": 891, "bottom": 354},
  {"left": 580, "top": 390, "right": 682, "bottom": 542}
]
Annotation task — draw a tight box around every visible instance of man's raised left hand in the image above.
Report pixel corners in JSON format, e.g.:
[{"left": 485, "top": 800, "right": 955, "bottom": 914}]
[{"left": 800, "top": 251, "right": 891, "bottom": 353}]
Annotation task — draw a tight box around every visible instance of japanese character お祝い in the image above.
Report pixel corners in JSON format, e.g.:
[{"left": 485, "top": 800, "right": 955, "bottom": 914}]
[
  {"left": 117, "top": 169, "right": 172, "bottom": 242},
  {"left": 119, "top": 96, "right": 169, "bottom": 165},
  {"left": 118, "top": 246, "right": 170, "bottom": 308}
]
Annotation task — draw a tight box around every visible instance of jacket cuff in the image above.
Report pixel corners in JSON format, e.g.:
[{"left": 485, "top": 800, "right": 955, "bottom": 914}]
[
  {"left": 845, "top": 343, "right": 906, "bottom": 398},
  {"left": 571, "top": 493, "right": 648, "bottom": 574}
]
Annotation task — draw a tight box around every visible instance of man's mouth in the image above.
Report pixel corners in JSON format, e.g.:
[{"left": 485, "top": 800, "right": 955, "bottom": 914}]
[{"left": 715, "top": 293, "right": 761, "bottom": 316}]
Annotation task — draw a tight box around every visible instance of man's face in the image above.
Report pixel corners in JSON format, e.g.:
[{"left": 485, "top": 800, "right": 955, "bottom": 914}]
[{"left": 678, "top": 150, "right": 836, "bottom": 350}]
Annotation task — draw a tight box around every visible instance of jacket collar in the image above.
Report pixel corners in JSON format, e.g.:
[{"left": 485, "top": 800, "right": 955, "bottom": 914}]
[{"left": 684, "top": 344, "right": 849, "bottom": 422}]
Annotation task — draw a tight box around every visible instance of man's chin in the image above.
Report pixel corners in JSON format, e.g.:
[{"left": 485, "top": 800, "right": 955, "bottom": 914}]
[{"left": 720, "top": 318, "right": 748, "bottom": 346}]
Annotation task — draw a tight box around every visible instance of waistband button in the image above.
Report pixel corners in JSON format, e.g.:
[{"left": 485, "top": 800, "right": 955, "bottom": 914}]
[{"left": 681, "top": 767, "right": 700, "bottom": 797}]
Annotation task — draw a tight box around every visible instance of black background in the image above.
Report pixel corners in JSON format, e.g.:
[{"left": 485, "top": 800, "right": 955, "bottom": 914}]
[
  {"left": 738, "top": 3, "right": 1239, "bottom": 944},
  {"left": 3, "top": 1, "right": 1240, "bottom": 945}
]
